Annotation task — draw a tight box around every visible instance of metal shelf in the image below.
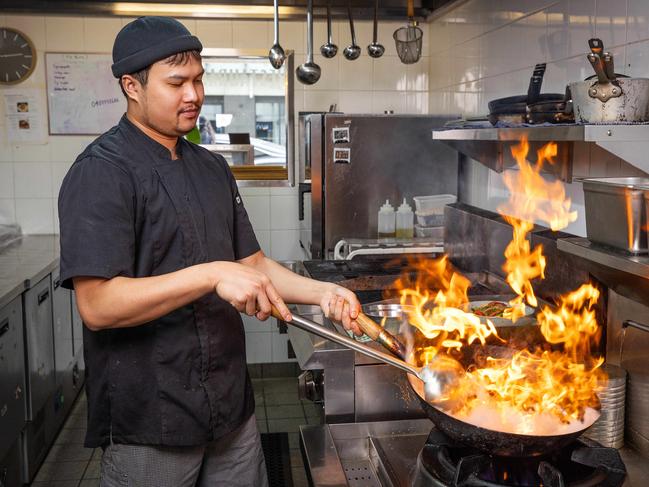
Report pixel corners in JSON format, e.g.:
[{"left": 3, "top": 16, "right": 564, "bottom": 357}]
[
  {"left": 432, "top": 124, "right": 649, "bottom": 179},
  {"left": 433, "top": 124, "right": 649, "bottom": 142},
  {"left": 557, "top": 237, "right": 649, "bottom": 279}
]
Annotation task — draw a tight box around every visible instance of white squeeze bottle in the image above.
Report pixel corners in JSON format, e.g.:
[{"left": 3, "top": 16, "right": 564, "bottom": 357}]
[
  {"left": 396, "top": 198, "right": 414, "bottom": 238},
  {"left": 378, "top": 200, "right": 396, "bottom": 238}
]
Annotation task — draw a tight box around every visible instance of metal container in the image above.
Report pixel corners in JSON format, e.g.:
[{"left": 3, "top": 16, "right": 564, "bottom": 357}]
[
  {"left": 584, "top": 364, "right": 627, "bottom": 448},
  {"left": 582, "top": 177, "right": 649, "bottom": 254},
  {"left": 570, "top": 78, "right": 649, "bottom": 122}
]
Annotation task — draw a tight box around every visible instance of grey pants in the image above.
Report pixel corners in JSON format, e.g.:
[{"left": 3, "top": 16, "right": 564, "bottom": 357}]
[{"left": 99, "top": 414, "right": 268, "bottom": 487}]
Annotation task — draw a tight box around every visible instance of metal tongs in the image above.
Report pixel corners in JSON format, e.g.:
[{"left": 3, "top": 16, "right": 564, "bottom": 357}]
[{"left": 586, "top": 38, "right": 622, "bottom": 102}]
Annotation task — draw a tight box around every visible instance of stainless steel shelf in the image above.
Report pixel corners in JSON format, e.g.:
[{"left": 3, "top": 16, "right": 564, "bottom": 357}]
[
  {"left": 433, "top": 124, "right": 649, "bottom": 142},
  {"left": 432, "top": 124, "right": 649, "bottom": 178},
  {"left": 557, "top": 237, "right": 649, "bottom": 279}
]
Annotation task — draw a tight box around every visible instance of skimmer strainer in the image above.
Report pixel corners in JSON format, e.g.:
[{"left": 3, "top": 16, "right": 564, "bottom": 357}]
[{"left": 393, "top": 0, "right": 423, "bottom": 64}]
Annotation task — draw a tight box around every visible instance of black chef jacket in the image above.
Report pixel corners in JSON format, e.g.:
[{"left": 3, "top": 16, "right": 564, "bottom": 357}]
[{"left": 58, "top": 114, "right": 260, "bottom": 448}]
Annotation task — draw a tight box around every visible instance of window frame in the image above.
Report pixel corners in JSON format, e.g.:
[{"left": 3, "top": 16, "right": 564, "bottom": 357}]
[{"left": 200, "top": 48, "right": 295, "bottom": 186}]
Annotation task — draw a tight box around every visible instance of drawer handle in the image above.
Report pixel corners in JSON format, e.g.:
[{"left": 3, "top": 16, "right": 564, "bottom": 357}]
[
  {"left": 54, "top": 277, "right": 61, "bottom": 289},
  {"left": 0, "top": 319, "right": 8, "bottom": 338},
  {"left": 623, "top": 320, "right": 649, "bottom": 334},
  {"left": 38, "top": 289, "right": 50, "bottom": 305}
]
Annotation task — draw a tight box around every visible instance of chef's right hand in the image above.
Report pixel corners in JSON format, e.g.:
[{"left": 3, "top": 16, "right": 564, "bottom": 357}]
[{"left": 211, "top": 262, "right": 291, "bottom": 321}]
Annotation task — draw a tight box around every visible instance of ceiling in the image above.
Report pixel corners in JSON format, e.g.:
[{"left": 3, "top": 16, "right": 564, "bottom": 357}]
[{"left": 2, "top": 0, "right": 463, "bottom": 21}]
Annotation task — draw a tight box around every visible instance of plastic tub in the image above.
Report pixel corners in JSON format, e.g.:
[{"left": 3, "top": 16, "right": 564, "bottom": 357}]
[
  {"left": 416, "top": 212, "right": 444, "bottom": 227},
  {"left": 413, "top": 194, "right": 456, "bottom": 227},
  {"left": 413, "top": 194, "right": 457, "bottom": 213},
  {"left": 415, "top": 224, "right": 444, "bottom": 239}
]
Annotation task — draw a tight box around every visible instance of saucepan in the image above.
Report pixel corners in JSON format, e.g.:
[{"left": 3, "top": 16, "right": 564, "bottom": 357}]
[
  {"left": 570, "top": 38, "right": 649, "bottom": 122},
  {"left": 272, "top": 307, "right": 600, "bottom": 457}
]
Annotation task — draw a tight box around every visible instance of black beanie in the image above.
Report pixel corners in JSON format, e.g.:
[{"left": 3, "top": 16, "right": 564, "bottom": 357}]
[{"left": 111, "top": 16, "right": 203, "bottom": 78}]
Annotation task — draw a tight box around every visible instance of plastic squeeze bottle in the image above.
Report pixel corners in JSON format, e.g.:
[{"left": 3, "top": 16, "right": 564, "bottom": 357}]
[
  {"left": 396, "top": 198, "right": 414, "bottom": 238},
  {"left": 378, "top": 200, "right": 396, "bottom": 238}
]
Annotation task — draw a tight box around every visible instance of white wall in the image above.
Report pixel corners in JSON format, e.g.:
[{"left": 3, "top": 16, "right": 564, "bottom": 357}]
[
  {"left": 0, "top": 14, "right": 431, "bottom": 239},
  {"left": 427, "top": 0, "right": 649, "bottom": 237},
  {"left": 0, "top": 13, "right": 432, "bottom": 363}
]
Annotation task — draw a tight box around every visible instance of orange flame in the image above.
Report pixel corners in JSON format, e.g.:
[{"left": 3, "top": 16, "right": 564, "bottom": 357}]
[
  {"left": 453, "top": 284, "right": 604, "bottom": 428},
  {"left": 498, "top": 138, "right": 577, "bottom": 321},
  {"left": 395, "top": 256, "right": 500, "bottom": 352},
  {"left": 624, "top": 188, "right": 635, "bottom": 249},
  {"left": 397, "top": 137, "right": 604, "bottom": 435}
]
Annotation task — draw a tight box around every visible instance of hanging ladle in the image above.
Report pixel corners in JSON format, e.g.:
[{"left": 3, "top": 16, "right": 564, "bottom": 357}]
[
  {"left": 343, "top": 2, "right": 361, "bottom": 60},
  {"left": 268, "top": 0, "right": 285, "bottom": 69},
  {"left": 296, "top": 0, "right": 321, "bottom": 85},
  {"left": 320, "top": 0, "right": 338, "bottom": 58},
  {"left": 367, "top": 0, "right": 385, "bottom": 58}
]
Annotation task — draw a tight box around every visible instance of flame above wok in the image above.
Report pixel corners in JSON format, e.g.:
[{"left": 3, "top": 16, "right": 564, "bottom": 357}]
[{"left": 396, "top": 136, "right": 605, "bottom": 436}]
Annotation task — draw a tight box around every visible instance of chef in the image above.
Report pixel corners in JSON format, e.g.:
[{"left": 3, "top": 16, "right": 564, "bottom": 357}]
[{"left": 58, "top": 16, "right": 361, "bottom": 487}]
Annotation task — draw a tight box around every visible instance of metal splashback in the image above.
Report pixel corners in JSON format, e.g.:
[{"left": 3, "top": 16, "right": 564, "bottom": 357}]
[{"left": 307, "top": 114, "right": 459, "bottom": 259}]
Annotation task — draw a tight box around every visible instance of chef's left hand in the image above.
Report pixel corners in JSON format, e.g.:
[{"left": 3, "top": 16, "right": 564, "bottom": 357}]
[{"left": 320, "top": 285, "right": 362, "bottom": 336}]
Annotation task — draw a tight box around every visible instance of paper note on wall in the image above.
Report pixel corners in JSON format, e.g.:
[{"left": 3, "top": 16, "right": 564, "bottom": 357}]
[
  {"left": 46, "top": 53, "right": 126, "bottom": 135},
  {"left": 3, "top": 88, "right": 47, "bottom": 144}
]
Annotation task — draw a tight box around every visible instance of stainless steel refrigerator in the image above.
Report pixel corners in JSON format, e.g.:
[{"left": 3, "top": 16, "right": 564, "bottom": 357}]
[{"left": 298, "top": 113, "right": 459, "bottom": 259}]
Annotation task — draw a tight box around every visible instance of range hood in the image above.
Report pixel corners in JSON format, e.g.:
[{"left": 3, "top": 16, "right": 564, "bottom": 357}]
[
  {"left": 432, "top": 124, "right": 649, "bottom": 182},
  {"left": 3, "top": 0, "right": 461, "bottom": 20}
]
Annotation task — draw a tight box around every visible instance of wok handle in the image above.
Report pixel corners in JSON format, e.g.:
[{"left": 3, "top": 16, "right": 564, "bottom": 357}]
[
  {"left": 407, "top": 0, "right": 414, "bottom": 19},
  {"left": 270, "top": 306, "right": 418, "bottom": 377},
  {"left": 356, "top": 313, "right": 407, "bottom": 360}
]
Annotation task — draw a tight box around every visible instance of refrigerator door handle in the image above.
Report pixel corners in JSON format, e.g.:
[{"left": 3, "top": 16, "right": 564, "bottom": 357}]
[{"left": 299, "top": 182, "right": 312, "bottom": 221}]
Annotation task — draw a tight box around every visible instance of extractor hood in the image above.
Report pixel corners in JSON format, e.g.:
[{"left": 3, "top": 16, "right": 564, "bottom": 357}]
[{"left": 2, "top": 0, "right": 462, "bottom": 20}]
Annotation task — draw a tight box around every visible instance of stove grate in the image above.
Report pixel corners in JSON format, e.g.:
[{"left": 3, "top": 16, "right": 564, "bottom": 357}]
[{"left": 416, "top": 429, "right": 627, "bottom": 487}]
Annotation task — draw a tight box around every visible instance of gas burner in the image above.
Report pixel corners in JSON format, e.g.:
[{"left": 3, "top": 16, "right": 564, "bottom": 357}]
[{"left": 413, "top": 429, "right": 626, "bottom": 487}]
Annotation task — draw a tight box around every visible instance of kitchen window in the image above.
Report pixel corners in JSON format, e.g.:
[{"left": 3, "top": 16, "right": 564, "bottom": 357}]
[{"left": 199, "top": 48, "right": 294, "bottom": 185}]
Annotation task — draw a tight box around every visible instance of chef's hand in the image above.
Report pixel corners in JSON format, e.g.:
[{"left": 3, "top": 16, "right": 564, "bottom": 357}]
[
  {"left": 320, "top": 285, "right": 362, "bottom": 336},
  {"left": 212, "top": 262, "right": 292, "bottom": 321}
]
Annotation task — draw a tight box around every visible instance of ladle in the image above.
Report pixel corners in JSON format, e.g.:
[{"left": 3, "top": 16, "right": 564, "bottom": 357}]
[
  {"left": 271, "top": 307, "right": 463, "bottom": 401},
  {"left": 296, "top": 0, "right": 321, "bottom": 85},
  {"left": 268, "top": 0, "right": 286, "bottom": 69},
  {"left": 367, "top": 0, "right": 385, "bottom": 58},
  {"left": 320, "top": 0, "right": 338, "bottom": 58},
  {"left": 343, "top": 3, "right": 361, "bottom": 60}
]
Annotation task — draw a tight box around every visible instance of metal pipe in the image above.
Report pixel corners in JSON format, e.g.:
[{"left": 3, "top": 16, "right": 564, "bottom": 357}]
[{"left": 622, "top": 319, "right": 649, "bottom": 334}]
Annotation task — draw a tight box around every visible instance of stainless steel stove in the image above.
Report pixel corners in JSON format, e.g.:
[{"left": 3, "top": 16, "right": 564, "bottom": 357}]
[{"left": 299, "top": 419, "right": 649, "bottom": 487}]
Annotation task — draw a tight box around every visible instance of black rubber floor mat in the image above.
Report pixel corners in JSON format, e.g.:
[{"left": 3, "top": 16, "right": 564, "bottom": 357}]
[{"left": 261, "top": 432, "right": 294, "bottom": 487}]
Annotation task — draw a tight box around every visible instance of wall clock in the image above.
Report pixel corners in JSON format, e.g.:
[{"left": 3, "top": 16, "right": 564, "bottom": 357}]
[{"left": 0, "top": 27, "right": 36, "bottom": 85}]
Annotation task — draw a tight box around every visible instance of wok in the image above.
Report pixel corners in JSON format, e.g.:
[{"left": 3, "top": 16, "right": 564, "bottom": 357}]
[
  {"left": 272, "top": 307, "right": 599, "bottom": 457},
  {"left": 406, "top": 373, "right": 599, "bottom": 457}
]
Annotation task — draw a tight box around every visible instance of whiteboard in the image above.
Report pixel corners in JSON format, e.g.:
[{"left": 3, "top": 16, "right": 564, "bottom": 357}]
[{"left": 46, "top": 53, "right": 126, "bottom": 135}]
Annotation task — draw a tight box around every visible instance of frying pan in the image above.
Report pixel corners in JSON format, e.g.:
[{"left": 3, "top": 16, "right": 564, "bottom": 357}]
[{"left": 273, "top": 308, "right": 600, "bottom": 457}]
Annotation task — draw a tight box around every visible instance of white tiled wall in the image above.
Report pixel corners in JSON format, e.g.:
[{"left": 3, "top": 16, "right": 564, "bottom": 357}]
[
  {"left": 428, "top": 0, "right": 649, "bottom": 236},
  {"left": 0, "top": 13, "right": 431, "bottom": 238},
  {"left": 12, "top": 2, "right": 649, "bottom": 361},
  {"left": 427, "top": 0, "right": 648, "bottom": 116}
]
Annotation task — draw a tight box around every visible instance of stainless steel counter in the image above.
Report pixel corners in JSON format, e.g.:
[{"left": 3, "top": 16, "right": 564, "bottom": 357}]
[
  {"left": 300, "top": 419, "right": 649, "bottom": 487},
  {"left": 0, "top": 235, "right": 60, "bottom": 309}
]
